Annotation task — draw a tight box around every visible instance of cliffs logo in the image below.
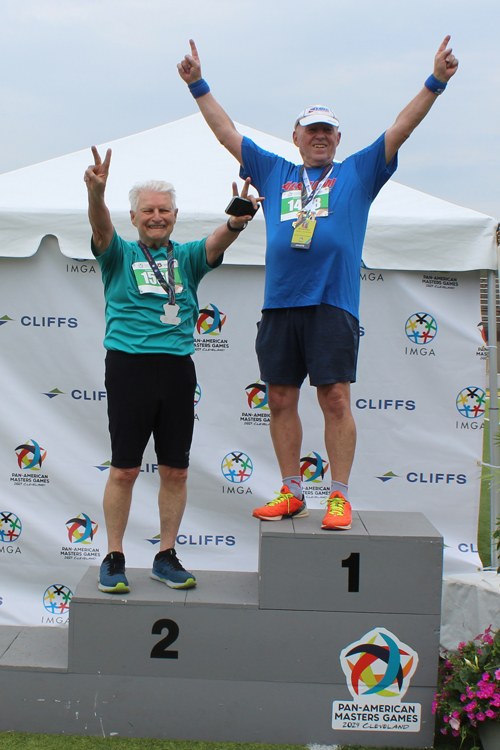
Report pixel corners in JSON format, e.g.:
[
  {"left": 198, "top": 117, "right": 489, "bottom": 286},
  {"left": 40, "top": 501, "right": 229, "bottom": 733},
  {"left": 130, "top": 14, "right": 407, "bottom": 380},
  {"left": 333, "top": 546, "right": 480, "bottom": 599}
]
[
  {"left": 301, "top": 452, "right": 329, "bottom": 483},
  {"left": 196, "top": 303, "right": 226, "bottom": 336},
  {"left": 15, "top": 439, "right": 46, "bottom": 470},
  {"left": 221, "top": 451, "right": 253, "bottom": 484},
  {"left": 0, "top": 511, "right": 22, "bottom": 543},
  {"left": 405, "top": 312, "right": 437, "bottom": 345},
  {"left": 0, "top": 315, "right": 14, "bottom": 327},
  {"left": 456, "top": 387, "right": 486, "bottom": 419},
  {"left": 332, "top": 627, "right": 421, "bottom": 733}
]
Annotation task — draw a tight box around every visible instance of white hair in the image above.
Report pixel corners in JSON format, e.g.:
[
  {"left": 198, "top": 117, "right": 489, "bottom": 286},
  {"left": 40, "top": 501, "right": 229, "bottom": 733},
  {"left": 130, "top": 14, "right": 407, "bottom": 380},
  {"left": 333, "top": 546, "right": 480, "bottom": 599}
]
[{"left": 128, "top": 180, "right": 177, "bottom": 212}]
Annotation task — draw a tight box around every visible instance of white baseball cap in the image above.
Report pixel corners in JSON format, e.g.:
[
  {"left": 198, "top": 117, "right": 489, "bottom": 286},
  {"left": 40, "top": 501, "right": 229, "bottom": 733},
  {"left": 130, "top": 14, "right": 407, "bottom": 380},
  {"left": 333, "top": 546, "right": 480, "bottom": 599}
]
[{"left": 294, "top": 105, "right": 340, "bottom": 129}]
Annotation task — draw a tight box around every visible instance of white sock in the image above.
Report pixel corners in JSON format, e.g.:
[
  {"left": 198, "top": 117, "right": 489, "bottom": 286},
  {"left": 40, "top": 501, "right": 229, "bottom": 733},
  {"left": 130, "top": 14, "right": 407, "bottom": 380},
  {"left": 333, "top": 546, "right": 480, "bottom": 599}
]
[
  {"left": 330, "top": 481, "right": 348, "bottom": 501},
  {"left": 282, "top": 476, "right": 302, "bottom": 499}
]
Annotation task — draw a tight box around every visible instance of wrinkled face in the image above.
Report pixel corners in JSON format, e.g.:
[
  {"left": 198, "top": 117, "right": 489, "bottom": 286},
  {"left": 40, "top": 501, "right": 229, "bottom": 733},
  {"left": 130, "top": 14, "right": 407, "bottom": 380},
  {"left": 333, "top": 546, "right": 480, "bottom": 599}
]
[
  {"left": 130, "top": 190, "right": 178, "bottom": 248},
  {"left": 292, "top": 122, "right": 341, "bottom": 168}
]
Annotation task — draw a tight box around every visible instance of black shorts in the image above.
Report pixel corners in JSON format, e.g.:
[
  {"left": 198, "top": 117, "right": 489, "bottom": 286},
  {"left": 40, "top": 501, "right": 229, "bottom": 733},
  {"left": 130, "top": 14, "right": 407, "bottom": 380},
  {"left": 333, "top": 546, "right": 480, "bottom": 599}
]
[
  {"left": 105, "top": 350, "right": 196, "bottom": 469},
  {"left": 255, "top": 304, "right": 359, "bottom": 387}
]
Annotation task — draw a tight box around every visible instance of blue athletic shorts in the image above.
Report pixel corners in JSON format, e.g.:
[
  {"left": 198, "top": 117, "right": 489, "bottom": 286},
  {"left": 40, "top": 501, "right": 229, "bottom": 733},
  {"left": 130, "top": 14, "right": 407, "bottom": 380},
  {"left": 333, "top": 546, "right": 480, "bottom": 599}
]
[
  {"left": 105, "top": 350, "right": 196, "bottom": 469},
  {"left": 255, "top": 304, "right": 359, "bottom": 387}
]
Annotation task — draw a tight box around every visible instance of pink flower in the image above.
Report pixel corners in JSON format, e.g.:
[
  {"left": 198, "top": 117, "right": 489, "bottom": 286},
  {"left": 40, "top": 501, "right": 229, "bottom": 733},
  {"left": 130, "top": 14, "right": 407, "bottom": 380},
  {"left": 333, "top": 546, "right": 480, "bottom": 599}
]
[
  {"left": 476, "top": 712, "right": 486, "bottom": 721},
  {"left": 450, "top": 717, "right": 460, "bottom": 731},
  {"left": 440, "top": 727, "right": 447, "bottom": 735},
  {"left": 495, "top": 668, "right": 500, "bottom": 680},
  {"left": 486, "top": 710, "right": 497, "bottom": 719},
  {"left": 483, "top": 673, "right": 491, "bottom": 681}
]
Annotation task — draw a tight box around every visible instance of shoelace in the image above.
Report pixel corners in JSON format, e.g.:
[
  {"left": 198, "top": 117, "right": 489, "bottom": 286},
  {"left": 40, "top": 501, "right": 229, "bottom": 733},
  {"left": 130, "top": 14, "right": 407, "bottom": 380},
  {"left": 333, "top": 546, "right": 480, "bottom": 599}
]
[
  {"left": 105, "top": 554, "right": 125, "bottom": 574},
  {"left": 267, "top": 490, "right": 294, "bottom": 510},
  {"left": 321, "top": 496, "right": 347, "bottom": 516},
  {"left": 163, "top": 551, "right": 184, "bottom": 571}
]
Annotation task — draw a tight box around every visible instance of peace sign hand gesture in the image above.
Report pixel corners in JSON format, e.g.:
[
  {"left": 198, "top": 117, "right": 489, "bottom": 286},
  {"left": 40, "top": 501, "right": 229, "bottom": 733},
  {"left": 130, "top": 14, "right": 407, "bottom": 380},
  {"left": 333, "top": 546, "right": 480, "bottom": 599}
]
[{"left": 84, "top": 146, "right": 112, "bottom": 196}]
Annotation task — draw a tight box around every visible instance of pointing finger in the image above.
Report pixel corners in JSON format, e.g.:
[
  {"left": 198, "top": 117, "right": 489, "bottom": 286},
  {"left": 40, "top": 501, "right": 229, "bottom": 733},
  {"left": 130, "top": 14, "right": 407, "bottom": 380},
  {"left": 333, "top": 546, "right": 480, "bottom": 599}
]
[
  {"left": 438, "top": 35, "right": 451, "bottom": 53},
  {"left": 189, "top": 39, "right": 199, "bottom": 60}
]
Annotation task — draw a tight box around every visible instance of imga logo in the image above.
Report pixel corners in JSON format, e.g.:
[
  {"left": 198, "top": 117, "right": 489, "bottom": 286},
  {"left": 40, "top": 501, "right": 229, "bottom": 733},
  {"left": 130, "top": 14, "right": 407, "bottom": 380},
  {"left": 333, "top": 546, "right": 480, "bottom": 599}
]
[
  {"left": 42, "top": 584, "right": 72, "bottom": 624},
  {"left": 15, "top": 439, "right": 46, "bottom": 470},
  {"left": 301, "top": 452, "right": 329, "bottom": 483},
  {"left": 332, "top": 627, "right": 421, "bottom": 733},
  {"left": 404, "top": 312, "right": 437, "bottom": 356},
  {"left": 221, "top": 451, "right": 253, "bottom": 493},
  {"left": 456, "top": 387, "right": 486, "bottom": 420},
  {"left": 197, "top": 303, "right": 226, "bottom": 335},
  {"left": 245, "top": 380, "right": 269, "bottom": 410},
  {"left": 0, "top": 511, "right": 22, "bottom": 554}
]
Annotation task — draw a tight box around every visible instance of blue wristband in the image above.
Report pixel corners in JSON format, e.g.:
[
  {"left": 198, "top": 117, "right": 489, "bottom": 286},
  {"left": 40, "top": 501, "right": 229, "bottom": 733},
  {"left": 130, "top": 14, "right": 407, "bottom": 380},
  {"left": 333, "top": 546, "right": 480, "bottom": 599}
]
[
  {"left": 425, "top": 74, "right": 447, "bottom": 95},
  {"left": 188, "top": 79, "right": 210, "bottom": 99}
]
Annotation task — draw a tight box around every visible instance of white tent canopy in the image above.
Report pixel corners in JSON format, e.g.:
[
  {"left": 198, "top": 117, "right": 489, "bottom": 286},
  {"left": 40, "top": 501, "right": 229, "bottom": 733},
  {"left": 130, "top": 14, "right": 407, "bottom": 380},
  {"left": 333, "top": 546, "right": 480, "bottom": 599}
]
[{"left": 0, "top": 113, "right": 496, "bottom": 269}]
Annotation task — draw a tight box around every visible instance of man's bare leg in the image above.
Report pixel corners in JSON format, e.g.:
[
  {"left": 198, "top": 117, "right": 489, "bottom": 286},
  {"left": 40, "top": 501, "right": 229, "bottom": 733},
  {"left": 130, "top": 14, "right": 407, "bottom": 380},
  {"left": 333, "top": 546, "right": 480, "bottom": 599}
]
[
  {"left": 267, "top": 383, "right": 302, "bottom": 479},
  {"left": 157, "top": 465, "right": 188, "bottom": 550},
  {"left": 103, "top": 466, "right": 140, "bottom": 553},
  {"left": 152, "top": 465, "right": 195, "bottom": 588},
  {"left": 317, "top": 382, "right": 356, "bottom": 484}
]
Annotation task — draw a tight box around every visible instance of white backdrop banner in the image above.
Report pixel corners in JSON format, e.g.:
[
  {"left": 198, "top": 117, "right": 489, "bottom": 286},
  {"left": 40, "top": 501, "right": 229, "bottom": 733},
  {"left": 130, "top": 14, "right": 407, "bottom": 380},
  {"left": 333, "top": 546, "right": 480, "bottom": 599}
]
[{"left": 0, "top": 239, "right": 486, "bottom": 626}]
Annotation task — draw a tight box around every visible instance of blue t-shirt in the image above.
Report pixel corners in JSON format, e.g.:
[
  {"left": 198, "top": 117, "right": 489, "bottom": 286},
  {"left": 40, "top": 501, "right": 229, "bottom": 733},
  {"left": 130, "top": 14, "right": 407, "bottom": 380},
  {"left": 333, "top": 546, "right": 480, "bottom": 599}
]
[
  {"left": 94, "top": 231, "right": 221, "bottom": 355},
  {"left": 240, "top": 134, "right": 397, "bottom": 319}
]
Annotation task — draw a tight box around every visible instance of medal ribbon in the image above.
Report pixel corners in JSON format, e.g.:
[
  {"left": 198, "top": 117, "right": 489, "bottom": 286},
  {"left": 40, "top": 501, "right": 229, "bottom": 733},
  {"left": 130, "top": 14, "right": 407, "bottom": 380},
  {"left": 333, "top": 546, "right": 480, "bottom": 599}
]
[
  {"left": 300, "top": 163, "right": 334, "bottom": 213},
  {"left": 138, "top": 240, "right": 175, "bottom": 305}
]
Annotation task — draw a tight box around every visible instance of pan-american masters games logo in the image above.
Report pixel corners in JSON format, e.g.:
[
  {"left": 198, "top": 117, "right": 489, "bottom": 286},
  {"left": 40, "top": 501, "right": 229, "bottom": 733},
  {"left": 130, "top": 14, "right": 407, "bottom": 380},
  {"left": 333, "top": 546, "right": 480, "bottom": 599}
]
[
  {"left": 241, "top": 380, "right": 270, "bottom": 426},
  {"left": 195, "top": 303, "right": 229, "bottom": 352},
  {"left": 300, "top": 452, "right": 331, "bottom": 500},
  {"left": 11, "top": 439, "right": 49, "bottom": 486},
  {"left": 332, "top": 627, "right": 420, "bottom": 733},
  {"left": 61, "top": 512, "right": 100, "bottom": 561}
]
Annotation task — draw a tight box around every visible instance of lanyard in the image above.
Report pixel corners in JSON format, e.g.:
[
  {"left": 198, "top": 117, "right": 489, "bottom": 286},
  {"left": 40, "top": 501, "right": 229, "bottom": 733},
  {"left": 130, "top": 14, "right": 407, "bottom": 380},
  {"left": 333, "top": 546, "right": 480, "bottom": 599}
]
[
  {"left": 138, "top": 240, "right": 175, "bottom": 305},
  {"left": 300, "top": 163, "right": 334, "bottom": 212}
]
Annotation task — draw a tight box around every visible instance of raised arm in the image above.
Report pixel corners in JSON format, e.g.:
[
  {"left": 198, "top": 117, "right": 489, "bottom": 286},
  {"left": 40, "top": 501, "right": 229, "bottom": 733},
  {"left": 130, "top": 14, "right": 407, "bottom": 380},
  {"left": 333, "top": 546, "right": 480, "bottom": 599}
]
[
  {"left": 84, "top": 146, "right": 114, "bottom": 255},
  {"left": 178, "top": 40, "right": 244, "bottom": 165},
  {"left": 384, "top": 36, "right": 458, "bottom": 165},
  {"left": 205, "top": 178, "right": 262, "bottom": 267}
]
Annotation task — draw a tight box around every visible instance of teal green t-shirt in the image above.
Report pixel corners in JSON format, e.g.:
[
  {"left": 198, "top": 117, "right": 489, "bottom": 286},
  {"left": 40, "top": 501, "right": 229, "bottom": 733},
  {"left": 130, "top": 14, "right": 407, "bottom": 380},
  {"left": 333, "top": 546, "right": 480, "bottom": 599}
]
[{"left": 94, "top": 230, "right": 221, "bottom": 355}]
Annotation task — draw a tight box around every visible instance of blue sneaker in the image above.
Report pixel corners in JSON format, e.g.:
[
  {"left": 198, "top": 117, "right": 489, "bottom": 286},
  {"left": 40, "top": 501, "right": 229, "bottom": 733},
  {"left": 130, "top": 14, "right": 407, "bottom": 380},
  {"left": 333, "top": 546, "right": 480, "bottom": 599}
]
[
  {"left": 98, "top": 551, "right": 130, "bottom": 594},
  {"left": 151, "top": 548, "right": 196, "bottom": 589}
]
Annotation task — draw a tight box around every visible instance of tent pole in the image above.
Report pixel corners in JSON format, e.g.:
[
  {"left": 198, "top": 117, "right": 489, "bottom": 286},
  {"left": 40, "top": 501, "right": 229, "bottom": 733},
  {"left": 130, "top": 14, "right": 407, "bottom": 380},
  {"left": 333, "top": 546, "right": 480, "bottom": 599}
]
[{"left": 487, "top": 269, "right": 500, "bottom": 570}]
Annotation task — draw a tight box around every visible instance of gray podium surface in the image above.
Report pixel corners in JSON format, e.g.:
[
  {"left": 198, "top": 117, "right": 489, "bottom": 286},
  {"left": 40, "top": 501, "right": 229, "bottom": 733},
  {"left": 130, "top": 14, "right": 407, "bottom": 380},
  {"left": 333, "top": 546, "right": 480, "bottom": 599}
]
[{"left": 0, "top": 510, "right": 443, "bottom": 748}]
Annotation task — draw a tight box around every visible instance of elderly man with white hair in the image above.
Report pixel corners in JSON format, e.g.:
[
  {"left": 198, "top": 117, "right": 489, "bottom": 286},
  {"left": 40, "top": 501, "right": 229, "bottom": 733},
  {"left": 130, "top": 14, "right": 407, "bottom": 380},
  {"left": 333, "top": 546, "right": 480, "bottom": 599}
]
[{"left": 85, "top": 146, "right": 259, "bottom": 594}]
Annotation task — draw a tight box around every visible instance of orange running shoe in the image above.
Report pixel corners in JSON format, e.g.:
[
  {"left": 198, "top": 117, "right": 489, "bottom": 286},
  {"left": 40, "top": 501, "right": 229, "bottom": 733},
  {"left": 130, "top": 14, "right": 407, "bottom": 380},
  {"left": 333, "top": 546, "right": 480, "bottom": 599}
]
[
  {"left": 252, "top": 485, "right": 308, "bottom": 521},
  {"left": 321, "top": 492, "right": 352, "bottom": 530}
]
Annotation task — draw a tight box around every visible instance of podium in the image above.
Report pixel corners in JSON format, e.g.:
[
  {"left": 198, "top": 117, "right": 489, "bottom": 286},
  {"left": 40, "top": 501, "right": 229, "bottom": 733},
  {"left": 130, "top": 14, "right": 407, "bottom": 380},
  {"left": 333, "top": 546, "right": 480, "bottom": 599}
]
[{"left": 0, "top": 510, "right": 442, "bottom": 747}]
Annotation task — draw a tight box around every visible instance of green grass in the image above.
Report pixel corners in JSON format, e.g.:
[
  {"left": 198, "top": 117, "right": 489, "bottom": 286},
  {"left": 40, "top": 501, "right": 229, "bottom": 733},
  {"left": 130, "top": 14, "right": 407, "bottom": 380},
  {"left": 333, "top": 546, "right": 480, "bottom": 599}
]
[{"left": 0, "top": 733, "right": 479, "bottom": 750}]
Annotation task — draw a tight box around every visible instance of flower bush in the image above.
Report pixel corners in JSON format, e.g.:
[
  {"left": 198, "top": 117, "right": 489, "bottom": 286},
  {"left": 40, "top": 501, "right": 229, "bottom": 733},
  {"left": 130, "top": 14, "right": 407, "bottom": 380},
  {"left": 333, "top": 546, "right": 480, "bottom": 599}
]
[{"left": 433, "top": 626, "right": 500, "bottom": 748}]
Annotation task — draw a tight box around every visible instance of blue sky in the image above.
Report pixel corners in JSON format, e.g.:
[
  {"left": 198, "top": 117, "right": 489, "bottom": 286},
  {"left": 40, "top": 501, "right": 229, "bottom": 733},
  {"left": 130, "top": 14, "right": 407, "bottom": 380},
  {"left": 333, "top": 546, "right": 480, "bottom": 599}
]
[{"left": 0, "top": 0, "right": 498, "bottom": 218}]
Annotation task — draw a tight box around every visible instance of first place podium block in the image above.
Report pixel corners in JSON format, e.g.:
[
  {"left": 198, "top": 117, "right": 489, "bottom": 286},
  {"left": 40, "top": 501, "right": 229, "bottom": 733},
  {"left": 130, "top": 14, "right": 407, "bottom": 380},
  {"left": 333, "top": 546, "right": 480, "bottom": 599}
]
[{"left": 64, "top": 510, "right": 442, "bottom": 748}]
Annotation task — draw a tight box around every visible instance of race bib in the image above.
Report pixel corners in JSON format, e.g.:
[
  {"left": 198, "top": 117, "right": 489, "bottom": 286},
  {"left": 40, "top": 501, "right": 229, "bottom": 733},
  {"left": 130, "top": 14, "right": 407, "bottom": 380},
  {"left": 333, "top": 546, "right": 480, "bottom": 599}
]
[
  {"left": 132, "top": 260, "right": 183, "bottom": 295},
  {"left": 281, "top": 186, "right": 330, "bottom": 222}
]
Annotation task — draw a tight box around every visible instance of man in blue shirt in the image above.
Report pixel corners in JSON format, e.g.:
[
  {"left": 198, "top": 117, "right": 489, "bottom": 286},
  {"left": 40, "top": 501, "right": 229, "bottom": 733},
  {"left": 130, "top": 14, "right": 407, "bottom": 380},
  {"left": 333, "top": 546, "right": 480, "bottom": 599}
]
[
  {"left": 85, "top": 146, "right": 259, "bottom": 593},
  {"left": 178, "top": 38, "right": 458, "bottom": 531}
]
